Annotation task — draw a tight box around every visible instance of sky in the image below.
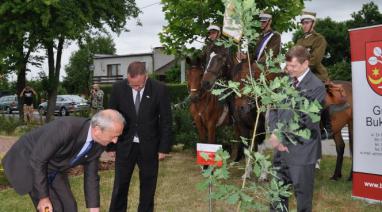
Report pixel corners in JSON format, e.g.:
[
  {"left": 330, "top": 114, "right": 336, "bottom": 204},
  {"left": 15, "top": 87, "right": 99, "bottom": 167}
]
[{"left": 22, "top": 0, "right": 382, "bottom": 81}]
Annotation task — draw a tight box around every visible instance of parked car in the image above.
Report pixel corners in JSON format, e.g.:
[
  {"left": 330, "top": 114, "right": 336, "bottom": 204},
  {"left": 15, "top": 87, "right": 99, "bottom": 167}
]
[
  {"left": 38, "top": 95, "right": 90, "bottom": 116},
  {"left": 0, "top": 95, "right": 18, "bottom": 114}
]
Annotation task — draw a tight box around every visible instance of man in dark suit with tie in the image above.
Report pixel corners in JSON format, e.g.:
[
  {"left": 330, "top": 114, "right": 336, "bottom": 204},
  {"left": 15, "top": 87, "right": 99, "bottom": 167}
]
[
  {"left": 1, "top": 109, "right": 125, "bottom": 212},
  {"left": 108, "top": 61, "right": 172, "bottom": 212},
  {"left": 268, "top": 46, "right": 326, "bottom": 212}
]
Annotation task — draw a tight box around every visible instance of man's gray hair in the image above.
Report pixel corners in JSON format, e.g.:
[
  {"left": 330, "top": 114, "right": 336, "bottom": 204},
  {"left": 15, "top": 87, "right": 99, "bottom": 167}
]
[{"left": 91, "top": 109, "right": 125, "bottom": 130}]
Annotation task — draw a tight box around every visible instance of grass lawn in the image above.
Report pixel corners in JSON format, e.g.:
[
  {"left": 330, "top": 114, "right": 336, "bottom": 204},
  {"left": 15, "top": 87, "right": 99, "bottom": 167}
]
[{"left": 1, "top": 149, "right": 382, "bottom": 211}]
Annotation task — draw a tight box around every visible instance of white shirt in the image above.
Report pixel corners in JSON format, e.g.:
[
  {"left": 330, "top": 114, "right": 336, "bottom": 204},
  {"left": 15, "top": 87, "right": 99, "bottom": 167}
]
[
  {"left": 76, "top": 126, "right": 93, "bottom": 157},
  {"left": 296, "top": 68, "right": 310, "bottom": 87},
  {"left": 132, "top": 87, "right": 145, "bottom": 143}
]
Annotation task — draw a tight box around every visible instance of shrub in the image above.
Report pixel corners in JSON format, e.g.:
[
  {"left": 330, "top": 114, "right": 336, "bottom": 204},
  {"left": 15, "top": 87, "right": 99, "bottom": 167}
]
[
  {"left": 0, "top": 115, "right": 22, "bottom": 135},
  {"left": 167, "top": 83, "right": 188, "bottom": 104},
  {"left": 172, "top": 100, "right": 198, "bottom": 150},
  {"left": 328, "top": 61, "right": 351, "bottom": 81}
]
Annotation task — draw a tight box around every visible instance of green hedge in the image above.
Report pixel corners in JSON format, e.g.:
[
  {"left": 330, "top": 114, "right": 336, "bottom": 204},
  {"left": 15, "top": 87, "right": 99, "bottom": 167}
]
[
  {"left": 167, "top": 83, "right": 188, "bottom": 104},
  {"left": 100, "top": 82, "right": 188, "bottom": 107}
]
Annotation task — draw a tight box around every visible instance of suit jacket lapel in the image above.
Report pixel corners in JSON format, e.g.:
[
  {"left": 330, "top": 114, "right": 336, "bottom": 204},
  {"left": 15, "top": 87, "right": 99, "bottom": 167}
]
[
  {"left": 73, "top": 120, "right": 91, "bottom": 155},
  {"left": 138, "top": 78, "right": 152, "bottom": 117},
  {"left": 298, "top": 70, "right": 313, "bottom": 90}
]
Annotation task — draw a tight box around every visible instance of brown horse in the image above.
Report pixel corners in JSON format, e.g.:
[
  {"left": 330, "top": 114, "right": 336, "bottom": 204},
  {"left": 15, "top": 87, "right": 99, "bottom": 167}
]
[
  {"left": 186, "top": 57, "right": 230, "bottom": 144},
  {"left": 230, "top": 61, "right": 281, "bottom": 161},
  {"left": 325, "top": 81, "right": 353, "bottom": 180}
]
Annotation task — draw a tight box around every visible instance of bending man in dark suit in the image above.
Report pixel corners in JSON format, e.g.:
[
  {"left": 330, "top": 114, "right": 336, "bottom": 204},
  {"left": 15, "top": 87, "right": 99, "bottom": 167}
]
[
  {"left": 268, "top": 46, "right": 326, "bottom": 212},
  {"left": 109, "top": 61, "right": 172, "bottom": 212},
  {"left": 2, "top": 109, "right": 125, "bottom": 212}
]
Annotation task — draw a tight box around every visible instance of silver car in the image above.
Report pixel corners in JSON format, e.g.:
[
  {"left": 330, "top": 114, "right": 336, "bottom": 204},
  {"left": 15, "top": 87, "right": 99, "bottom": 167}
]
[{"left": 38, "top": 95, "right": 90, "bottom": 116}]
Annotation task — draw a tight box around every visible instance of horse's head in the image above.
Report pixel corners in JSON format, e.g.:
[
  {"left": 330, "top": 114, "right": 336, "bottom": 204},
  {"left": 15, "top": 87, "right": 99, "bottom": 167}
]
[
  {"left": 186, "top": 57, "right": 204, "bottom": 102},
  {"left": 202, "top": 51, "right": 231, "bottom": 90}
]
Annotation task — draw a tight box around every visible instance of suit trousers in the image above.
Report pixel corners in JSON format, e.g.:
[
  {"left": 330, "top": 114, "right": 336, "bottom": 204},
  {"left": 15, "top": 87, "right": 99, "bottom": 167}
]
[
  {"left": 109, "top": 142, "right": 159, "bottom": 212},
  {"left": 29, "top": 173, "right": 77, "bottom": 212},
  {"left": 270, "top": 152, "right": 315, "bottom": 212}
]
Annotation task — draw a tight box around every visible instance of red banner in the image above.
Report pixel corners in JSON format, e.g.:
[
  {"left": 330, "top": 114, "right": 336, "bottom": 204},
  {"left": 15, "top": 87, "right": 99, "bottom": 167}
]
[{"left": 350, "top": 24, "right": 382, "bottom": 203}]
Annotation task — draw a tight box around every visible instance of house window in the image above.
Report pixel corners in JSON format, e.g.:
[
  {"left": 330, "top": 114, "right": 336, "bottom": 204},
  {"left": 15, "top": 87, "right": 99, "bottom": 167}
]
[{"left": 107, "top": 64, "right": 120, "bottom": 76}]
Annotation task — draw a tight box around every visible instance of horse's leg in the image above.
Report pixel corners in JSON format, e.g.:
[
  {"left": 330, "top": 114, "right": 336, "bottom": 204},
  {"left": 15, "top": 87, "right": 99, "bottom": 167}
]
[
  {"left": 193, "top": 114, "right": 207, "bottom": 143},
  {"left": 206, "top": 118, "right": 217, "bottom": 144},
  {"left": 348, "top": 120, "right": 354, "bottom": 181},
  {"left": 331, "top": 131, "right": 345, "bottom": 180}
]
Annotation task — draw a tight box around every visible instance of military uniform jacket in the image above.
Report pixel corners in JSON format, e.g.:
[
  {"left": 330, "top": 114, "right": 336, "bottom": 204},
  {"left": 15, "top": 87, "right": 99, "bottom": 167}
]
[
  {"left": 250, "top": 30, "right": 281, "bottom": 64},
  {"left": 296, "top": 31, "right": 329, "bottom": 81}
]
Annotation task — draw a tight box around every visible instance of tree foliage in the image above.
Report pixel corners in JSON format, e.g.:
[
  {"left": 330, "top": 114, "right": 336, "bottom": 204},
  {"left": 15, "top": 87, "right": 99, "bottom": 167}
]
[
  {"left": 160, "top": 0, "right": 304, "bottom": 56},
  {"left": 194, "top": 1, "right": 325, "bottom": 211},
  {"left": 0, "top": 0, "right": 140, "bottom": 121},
  {"left": 63, "top": 36, "right": 116, "bottom": 95},
  {"left": 292, "top": 2, "right": 382, "bottom": 81}
]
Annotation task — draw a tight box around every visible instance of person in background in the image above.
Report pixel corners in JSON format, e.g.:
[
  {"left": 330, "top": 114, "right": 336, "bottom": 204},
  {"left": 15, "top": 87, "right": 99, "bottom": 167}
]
[
  {"left": 108, "top": 61, "right": 172, "bottom": 212},
  {"left": 20, "top": 85, "right": 37, "bottom": 124},
  {"left": 296, "top": 11, "right": 332, "bottom": 171},
  {"left": 90, "top": 84, "right": 104, "bottom": 116},
  {"left": 251, "top": 12, "right": 281, "bottom": 64}
]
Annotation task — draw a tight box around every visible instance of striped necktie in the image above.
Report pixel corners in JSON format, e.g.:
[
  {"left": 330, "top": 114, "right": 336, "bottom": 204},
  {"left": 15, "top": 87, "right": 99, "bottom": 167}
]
[
  {"left": 135, "top": 90, "right": 141, "bottom": 115},
  {"left": 292, "top": 77, "right": 299, "bottom": 88}
]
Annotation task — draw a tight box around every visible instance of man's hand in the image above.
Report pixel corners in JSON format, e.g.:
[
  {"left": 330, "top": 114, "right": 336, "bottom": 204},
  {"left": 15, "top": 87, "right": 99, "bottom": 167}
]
[
  {"left": 37, "top": 197, "right": 53, "bottom": 212},
  {"left": 268, "top": 134, "right": 289, "bottom": 152},
  {"left": 158, "top": 152, "right": 169, "bottom": 160},
  {"left": 89, "top": 208, "right": 100, "bottom": 212}
]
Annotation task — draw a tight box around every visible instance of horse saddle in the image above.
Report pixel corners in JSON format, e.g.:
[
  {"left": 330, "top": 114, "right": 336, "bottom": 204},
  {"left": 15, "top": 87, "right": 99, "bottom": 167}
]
[
  {"left": 324, "top": 80, "right": 350, "bottom": 114},
  {"left": 325, "top": 80, "right": 347, "bottom": 105}
]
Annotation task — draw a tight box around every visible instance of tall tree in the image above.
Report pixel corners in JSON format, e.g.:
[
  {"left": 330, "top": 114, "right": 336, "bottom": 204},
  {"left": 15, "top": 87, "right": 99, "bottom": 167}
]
[
  {"left": 160, "top": 0, "right": 304, "bottom": 56},
  {"left": 0, "top": 0, "right": 139, "bottom": 121},
  {"left": 347, "top": 1, "right": 382, "bottom": 29},
  {"left": 63, "top": 36, "right": 116, "bottom": 95},
  {"left": 0, "top": 0, "right": 45, "bottom": 121}
]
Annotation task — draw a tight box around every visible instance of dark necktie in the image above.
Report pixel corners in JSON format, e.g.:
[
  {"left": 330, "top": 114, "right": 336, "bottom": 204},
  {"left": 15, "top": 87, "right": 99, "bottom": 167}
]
[
  {"left": 135, "top": 90, "right": 141, "bottom": 115},
  {"left": 292, "top": 77, "right": 299, "bottom": 88}
]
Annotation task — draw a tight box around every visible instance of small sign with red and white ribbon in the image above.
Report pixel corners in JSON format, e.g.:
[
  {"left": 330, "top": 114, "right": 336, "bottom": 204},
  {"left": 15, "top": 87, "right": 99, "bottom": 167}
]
[{"left": 196, "top": 143, "right": 223, "bottom": 167}]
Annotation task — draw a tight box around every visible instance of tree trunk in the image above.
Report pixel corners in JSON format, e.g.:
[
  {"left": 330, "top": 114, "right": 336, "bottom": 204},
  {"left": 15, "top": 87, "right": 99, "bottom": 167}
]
[
  {"left": 16, "top": 47, "right": 31, "bottom": 122},
  {"left": 16, "top": 65, "right": 26, "bottom": 122}
]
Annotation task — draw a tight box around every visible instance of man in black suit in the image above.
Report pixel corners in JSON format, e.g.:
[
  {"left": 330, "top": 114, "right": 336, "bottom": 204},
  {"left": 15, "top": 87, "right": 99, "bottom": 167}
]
[
  {"left": 108, "top": 61, "right": 172, "bottom": 212},
  {"left": 268, "top": 46, "right": 326, "bottom": 212},
  {"left": 2, "top": 109, "right": 125, "bottom": 212}
]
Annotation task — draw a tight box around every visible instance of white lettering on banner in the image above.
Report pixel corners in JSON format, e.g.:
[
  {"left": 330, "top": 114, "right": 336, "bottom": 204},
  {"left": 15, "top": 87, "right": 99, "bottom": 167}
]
[{"left": 364, "top": 182, "right": 382, "bottom": 189}]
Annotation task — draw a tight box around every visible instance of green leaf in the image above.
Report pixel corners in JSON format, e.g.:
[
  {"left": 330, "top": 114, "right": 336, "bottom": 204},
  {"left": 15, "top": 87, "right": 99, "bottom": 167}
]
[
  {"left": 200, "top": 152, "right": 210, "bottom": 161},
  {"left": 227, "top": 193, "right": 240, "bottom": 204}
]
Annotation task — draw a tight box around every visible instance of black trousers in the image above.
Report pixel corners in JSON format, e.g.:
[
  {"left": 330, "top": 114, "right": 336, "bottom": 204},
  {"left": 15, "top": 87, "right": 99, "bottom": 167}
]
[
  {"left": 109, "top": 143, "right": 159, "bottom": 212},
  {"left": 29, "top": 173, "right": 77, "bottom": 212},
  {"left": 270, "top": 152, "right": 315, "bottom": 212}
]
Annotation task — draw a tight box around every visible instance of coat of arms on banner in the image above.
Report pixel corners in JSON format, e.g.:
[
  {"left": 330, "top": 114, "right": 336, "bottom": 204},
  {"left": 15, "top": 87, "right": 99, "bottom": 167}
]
[{"left": 366, "top": 41, "right": 382, "bottom": 96}]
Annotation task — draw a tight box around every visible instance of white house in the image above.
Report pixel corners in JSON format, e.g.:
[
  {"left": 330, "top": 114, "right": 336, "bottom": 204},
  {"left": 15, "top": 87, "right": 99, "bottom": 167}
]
[{"left": 92, "top": 47, "right": 176, "bottom": 84}]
